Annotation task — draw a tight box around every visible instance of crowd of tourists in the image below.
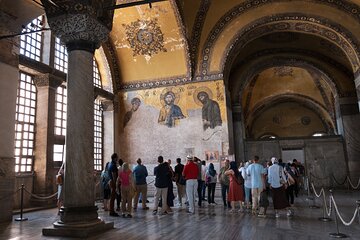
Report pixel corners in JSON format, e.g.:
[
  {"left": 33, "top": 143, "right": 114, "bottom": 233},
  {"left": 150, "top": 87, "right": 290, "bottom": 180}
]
[{"left": 98, "top": 153, "right": 305, "bottom": 218}]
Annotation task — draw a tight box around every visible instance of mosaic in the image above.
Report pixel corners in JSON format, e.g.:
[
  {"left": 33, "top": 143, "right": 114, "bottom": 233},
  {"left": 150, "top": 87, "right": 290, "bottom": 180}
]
[{"left": 123, "top": 19, "right": 167, "bottom": 57}]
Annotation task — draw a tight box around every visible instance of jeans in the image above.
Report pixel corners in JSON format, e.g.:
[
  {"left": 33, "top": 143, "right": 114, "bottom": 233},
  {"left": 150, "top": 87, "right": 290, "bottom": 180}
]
[
  {"left": 197, "top": 180, "right": 204, "bottom": 206},
  {"left": 221, "top": 184, "right": 230, "bottom": 207},
  {"left": 186, "top": 179, "right": 198, "bottom": 213},
  {"left": 286, "top": 184, "right": 295, "bottom": 204},
  {"left": 207, "top": 183, "right": 216, "bottom": 203}
]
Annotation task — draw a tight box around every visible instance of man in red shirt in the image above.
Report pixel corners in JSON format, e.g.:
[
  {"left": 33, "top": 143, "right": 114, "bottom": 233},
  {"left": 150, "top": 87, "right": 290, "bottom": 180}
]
[{"left": 182, "top": 156, "right": 199, "bottom": 214}]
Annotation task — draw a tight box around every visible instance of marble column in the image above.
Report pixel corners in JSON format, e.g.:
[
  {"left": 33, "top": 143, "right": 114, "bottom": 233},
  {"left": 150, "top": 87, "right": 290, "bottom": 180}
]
[
  {"left": 0, "top": 12, "right": 19, "bottom": 223},
  {"left": 32, "top": 74, "right": 63, "bottom": 202},
  {"left": 41, "top": 1, "right": 115, "bottom": 237},
  {"left": 338, "top": 97, "right": 360, "bottom": 180},
  {"left": 356, "top": 75, "right": 360, "bottom": 112},
  {"left": 232, "top": 103, "right": 246, "bottom": 162}
]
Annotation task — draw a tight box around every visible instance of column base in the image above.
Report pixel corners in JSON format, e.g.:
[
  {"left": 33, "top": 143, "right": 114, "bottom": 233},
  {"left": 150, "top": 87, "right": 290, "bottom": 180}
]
[
  {"left": 42, "top": 218, "right": 114, "bottom": 238},
  {"left": 42, "top": 205, "right": 113, "bottom": 237}
]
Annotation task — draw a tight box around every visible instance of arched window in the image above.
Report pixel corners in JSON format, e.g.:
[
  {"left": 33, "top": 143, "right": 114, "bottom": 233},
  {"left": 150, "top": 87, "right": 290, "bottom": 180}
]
[
  {"left": 54, "top": 37, "right": 68, "bottom": 73},
  {"left": 17, "top": 16, "right": 108, "bottom": 172},
  {"left": 20, "top": 15, "right": 44, "bottom": 61},
  {"left": 93, "top": 60, "right": 103, "bottom": 171},
  {"left": 14, "top": 73, "right": 37, "bottom": 172}
]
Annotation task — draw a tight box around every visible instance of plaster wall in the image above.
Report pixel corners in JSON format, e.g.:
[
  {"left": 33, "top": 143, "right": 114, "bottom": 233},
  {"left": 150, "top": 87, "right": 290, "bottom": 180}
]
[
  {"left": 0, "top": 62, "right": 18, "bottom": 222},
  {"left": 245, "top": 136, "right": 347, "bottom": 188},
  {"left": 342, "top": 114, "right": 360, "bottom": 180}
]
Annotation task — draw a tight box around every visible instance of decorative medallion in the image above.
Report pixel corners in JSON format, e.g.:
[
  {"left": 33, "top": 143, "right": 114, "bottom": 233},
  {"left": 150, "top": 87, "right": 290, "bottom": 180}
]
[
  {"left": 301, "top": 116, "right": 311, "bottom": 125},
  {"left": 123, "top": 19, "right": 167, "bottom": 57},
  {"left": 274, "top": 66, "right": 293, "bottom": 77}
]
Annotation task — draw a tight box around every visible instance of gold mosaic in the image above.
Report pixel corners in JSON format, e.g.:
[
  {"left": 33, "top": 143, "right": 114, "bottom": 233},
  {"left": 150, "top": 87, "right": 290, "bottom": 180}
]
[{"left": 123, "top": 19, "right": 167, "bottom": 57}]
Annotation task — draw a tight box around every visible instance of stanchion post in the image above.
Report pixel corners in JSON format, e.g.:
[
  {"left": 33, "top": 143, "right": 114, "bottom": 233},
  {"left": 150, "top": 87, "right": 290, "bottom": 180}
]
[
  {"left": 329, "top": 189, "right": 347, "bottom": 238},
  {"left": 307, "top": 179, "right": 319, "bottom": 209},
  {"left": 15, "top": 184, "right": 28, "bottom": 222},
  {"left": 306, "top": 175, "right": 311, "bottom": 199},
  {"left": 356, "top": 200, "right": 360, "bottom": 224},
  {"left": 318, "top": 191, "right": 332, "bottom": 222}
]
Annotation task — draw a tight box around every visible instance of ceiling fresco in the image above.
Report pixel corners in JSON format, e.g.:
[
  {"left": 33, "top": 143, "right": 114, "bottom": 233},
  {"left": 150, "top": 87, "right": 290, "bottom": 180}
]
[{"left": 109, "top": 0, "right": 190, "bottom": 85}]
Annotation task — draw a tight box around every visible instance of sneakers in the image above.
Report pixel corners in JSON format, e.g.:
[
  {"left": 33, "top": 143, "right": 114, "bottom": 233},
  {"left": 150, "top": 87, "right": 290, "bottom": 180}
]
[
  {"left": 257, "top": 213, "right": 266, "bottom": 218},
  {"left": 275, "top": 213, "right": 280, "bottom": 218},
  {"left": 152, "top": 210, "right": 158, "bottom": 215},
  {"left": 142, "top": 206, "right": 149, "bottom": 210},
  {"left": 287, "top": 209, "right": 294, "bottom": 217}
]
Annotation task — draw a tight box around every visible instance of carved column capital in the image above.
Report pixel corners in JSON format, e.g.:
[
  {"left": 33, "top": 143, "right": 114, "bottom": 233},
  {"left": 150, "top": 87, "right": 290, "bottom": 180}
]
[
  {"left": 34, "top": 73, "right": 64, "bottom": 89},
  {"left": 101, "top": 100, "right": 114, "bottom": 111},
  {"left": 41, "top": 0, "right": 115, "bottom": 53}
]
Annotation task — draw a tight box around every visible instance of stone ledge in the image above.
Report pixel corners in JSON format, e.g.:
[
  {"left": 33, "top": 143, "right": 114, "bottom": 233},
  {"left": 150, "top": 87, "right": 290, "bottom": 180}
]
[{"left": 42, "top": 219, "right": 114, "bottom": 238}]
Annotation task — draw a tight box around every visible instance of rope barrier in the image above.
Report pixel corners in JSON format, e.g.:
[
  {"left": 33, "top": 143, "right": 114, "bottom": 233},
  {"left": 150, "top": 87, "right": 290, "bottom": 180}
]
[
  {"left": 346, "top": 176, "right": 360, "bottom": 189},
  {"left": 311, "top": 183, "right": 332, "bottom": 217},
  {"left": 330, "top": 195, "right": 359, "bottom": 226},
  {"left": 311, "top": 183, "right": 359, "bottom": 228},
  {"left": 23, "top": 188, "right": 58, "bottom": 200},
  {"left": 310, "top": 172, "right": 360, "bottom": 189},
  {"left": 332, "top": 174, "right": 348, "bottom": 186}
]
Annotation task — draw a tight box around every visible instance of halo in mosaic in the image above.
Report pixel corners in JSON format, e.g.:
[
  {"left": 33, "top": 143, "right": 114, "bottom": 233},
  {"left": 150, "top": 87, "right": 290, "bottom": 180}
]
[{"left": 123, "top": 18, "right": 167, "bottom": 57}]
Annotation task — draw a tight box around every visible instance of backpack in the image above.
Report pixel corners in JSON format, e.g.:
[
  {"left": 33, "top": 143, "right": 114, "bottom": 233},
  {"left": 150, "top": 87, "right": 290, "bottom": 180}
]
[{"left": 101, "top": 165, "right": 111, "bottom": 189}]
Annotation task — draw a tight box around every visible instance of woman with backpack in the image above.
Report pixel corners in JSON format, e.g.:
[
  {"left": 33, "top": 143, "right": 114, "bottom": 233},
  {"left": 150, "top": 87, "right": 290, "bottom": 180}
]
[
  {"left": 100, "top": 162, "right": 111, "bottom": 211},
  {"left": 205, "top": 163, "right": 217, "bottom": 205},
  {"left": 225, "top": 161, "right": 245, "bottom": 213}
]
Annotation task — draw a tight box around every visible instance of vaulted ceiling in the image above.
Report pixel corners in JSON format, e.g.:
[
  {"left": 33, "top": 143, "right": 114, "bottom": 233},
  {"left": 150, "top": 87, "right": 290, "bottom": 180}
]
[{"left": 4, "top": 0, "right": 360, "bottom": 138}]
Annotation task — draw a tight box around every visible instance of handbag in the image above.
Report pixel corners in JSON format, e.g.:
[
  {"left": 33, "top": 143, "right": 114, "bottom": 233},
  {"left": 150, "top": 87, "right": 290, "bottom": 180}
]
[
  {"left": 279, "top": 166, "right": 287, "bottom": 188},
  {"left": 287, "top": 172, "right": 296, "bottom": 185}
]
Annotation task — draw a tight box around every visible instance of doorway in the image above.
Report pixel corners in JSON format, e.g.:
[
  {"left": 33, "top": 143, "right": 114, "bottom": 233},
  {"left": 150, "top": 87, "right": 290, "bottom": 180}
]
[{"left": 281, "top": 148, "right": 305, "bottom": 164}]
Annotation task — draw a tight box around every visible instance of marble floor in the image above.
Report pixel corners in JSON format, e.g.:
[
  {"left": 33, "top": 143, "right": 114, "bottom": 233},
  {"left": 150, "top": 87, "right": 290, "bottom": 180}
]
[{"left": 1, "top": 190, "right": 360, "bottom": 240}]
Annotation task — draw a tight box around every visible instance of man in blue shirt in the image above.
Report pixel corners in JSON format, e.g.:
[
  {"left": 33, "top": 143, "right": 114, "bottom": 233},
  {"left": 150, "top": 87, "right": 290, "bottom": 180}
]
[
  {"left": 108, "top": 153, "right": 119, "bottom": 217},
  {"left": 246, "top": 155, "right": 265, "bottom": 215},
  {"left": 133, "top": 158, "right": 149, "bottom": 210}
]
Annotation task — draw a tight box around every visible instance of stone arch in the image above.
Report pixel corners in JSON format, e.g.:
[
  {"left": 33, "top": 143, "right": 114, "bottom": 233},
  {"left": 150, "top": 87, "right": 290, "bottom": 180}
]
[
  {"left": 197, "top": 0, "right": 360, "bottom": 76},
  {"left": 231, "top": 55, "right": 341, "bottom": 103},
  {"left": 205, "top": 14, "right": 360, "bottom": 77},
  {"left": 247, "top": 94, "right": 335, "bottom": 138}
]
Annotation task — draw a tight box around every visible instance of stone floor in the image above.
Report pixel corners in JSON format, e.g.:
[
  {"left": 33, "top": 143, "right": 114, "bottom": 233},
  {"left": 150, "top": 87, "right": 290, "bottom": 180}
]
[{"left": 1, "top": 189, "right": 360, "bottom": 240}]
